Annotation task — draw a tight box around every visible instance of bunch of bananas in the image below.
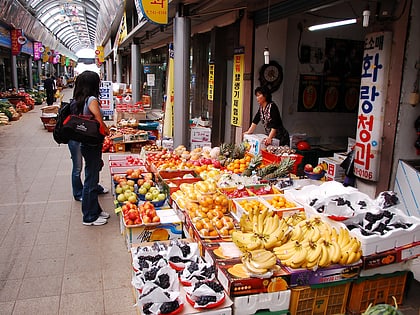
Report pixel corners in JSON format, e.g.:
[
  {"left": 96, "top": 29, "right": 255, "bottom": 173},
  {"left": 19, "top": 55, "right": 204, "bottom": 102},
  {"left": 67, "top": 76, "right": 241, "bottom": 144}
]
[
  {"left": 273, "top": 217, "right": 362, "bottom": 269},
  {"left": 233, "top": 207, "right": 292, "bottom": 251},
  {"left": 241, "top": 249, "right": 278, "bottom": 275}
]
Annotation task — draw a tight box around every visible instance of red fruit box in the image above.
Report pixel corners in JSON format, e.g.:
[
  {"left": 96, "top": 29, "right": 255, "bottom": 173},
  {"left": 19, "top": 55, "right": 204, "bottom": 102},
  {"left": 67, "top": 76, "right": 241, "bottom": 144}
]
[{"left": 261, "top": 150, "right": 303, "bottom": 174}]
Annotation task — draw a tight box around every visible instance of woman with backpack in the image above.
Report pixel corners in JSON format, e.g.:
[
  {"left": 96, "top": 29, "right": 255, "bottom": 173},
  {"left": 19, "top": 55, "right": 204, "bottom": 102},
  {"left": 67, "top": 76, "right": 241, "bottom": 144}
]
[{"left": 70, "top": 71, "right": 110, "bottom": 226}]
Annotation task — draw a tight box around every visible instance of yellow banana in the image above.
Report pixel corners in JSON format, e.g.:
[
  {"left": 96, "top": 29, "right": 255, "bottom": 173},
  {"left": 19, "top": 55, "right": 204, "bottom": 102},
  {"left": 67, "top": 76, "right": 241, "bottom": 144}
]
[
  {"left": 291, "top": 245, "right": 308, "bottom": 265},
  {"left": 243, "top": 257, "right": 268, "bottom": 274},
  {"left": 290, "top": 224, "right": 304, "bottom": 242},
  {"left": 339, "top": 251, "right": 349, "bottom": 265},
  {"left": 305, "top": 258, "right": 318, "bottom": 270},
  {"left": 310, "top": 226, "right": 322, "bottom": 242},
  {"left": 330, "top": 241, "right": 342, "bottom": 264},
  {"left": 318, "top": 243, "right": 330, "bottom": 267},
  {"left": 307, "top": 241, "right": 322, "bottom": 263},
  {"left": 346, "top": 250, "right": 357, "bottom": 265},
  {"left": 246, "top": 238, "right": 263, "bottom": 251},
  {"left": 330, "top": 227, "right": 338, "bottom": 243},
  {"left": 263, "top": 215, "right": 279, "bottom": 235},
  {"left": 351, "top": 238, "right": 361, "bottom": 253}
]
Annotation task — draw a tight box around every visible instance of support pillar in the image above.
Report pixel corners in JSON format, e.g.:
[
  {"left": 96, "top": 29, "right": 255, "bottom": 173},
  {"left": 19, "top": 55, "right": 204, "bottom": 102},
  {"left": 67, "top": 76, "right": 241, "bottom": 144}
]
[
  {"left": 131, "top": 39, "right": 141, "bottom": 103},
  {"left": 12, "top": 55, "right": 18, "bottom": 90},
  {"left": 28, "top": 56, "right": 33, "bottom": 90},
  {"left": 173, "top": 5, "right": 191, "bottom": 148}
]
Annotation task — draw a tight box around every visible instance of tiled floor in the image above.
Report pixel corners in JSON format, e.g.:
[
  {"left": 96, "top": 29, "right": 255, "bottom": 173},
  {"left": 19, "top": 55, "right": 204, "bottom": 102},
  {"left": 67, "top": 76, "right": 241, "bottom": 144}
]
[
  {"left": 0, "top": 89, "right": 419, "bottom": 315},
  {"left": 0, "top": 89, "right": 137, "bottom": 315}
]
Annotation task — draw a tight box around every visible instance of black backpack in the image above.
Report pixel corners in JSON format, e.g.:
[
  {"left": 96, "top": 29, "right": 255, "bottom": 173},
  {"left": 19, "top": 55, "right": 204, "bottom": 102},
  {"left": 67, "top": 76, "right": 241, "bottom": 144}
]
[{"left": 53, "top": 101, "right": 71, "bottom": 144}]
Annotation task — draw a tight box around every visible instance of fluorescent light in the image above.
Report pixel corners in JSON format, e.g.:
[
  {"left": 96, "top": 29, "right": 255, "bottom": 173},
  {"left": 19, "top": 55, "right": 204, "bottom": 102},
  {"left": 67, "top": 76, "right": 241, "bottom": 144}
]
[{"left": 308, "top": 18, "right": 357, "bottom": 31}]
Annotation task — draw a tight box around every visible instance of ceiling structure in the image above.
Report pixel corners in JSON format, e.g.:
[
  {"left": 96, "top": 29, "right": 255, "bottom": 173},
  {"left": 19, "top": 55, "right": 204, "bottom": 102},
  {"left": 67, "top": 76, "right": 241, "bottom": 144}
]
[{"left": 1, "top": 0, "right": 370, "bottom": 59}]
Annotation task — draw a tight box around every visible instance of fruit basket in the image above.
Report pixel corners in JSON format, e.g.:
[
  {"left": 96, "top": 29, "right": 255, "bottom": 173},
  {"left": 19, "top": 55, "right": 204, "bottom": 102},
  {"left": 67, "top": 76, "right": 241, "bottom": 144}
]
[
  {"left": 45, "top": 123, "right": 56, "bottom": 132},
  {"left": 304, "top": 170, "right": 326, "bottom": 180}
]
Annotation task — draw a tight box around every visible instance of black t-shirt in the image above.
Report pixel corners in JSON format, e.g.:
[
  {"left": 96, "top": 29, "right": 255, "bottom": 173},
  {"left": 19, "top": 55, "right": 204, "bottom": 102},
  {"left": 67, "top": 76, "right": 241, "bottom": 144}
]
[
  {"left": 252, "top": 102, "right": 289, "bottom": 145},
  {"left": 44, "top": 78, "right": 55, "bottom": 91}
]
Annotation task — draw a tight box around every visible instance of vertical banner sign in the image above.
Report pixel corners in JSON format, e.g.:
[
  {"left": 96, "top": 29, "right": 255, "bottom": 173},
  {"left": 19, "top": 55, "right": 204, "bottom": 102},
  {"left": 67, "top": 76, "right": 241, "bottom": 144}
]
[
  {"left": 95, "top": 46, "right": 104, "bottom": 67},
  {"left": 208, "top": 63, "right": 214, "bottom": 101},
  {"left": 42, "top": 46, "right": 50, "bottom": 63},
  {"left": 230, "top": 51, "right": 244, "bottom": 126},
  {"left": 99, "top": 81, "right": 114, "bottom": 113},
  {"left": 163, "top": 43, "right": 174, "bottom": 138},
  {"left": 10, "top": 29, "right": 22, "bottom": 56},
  {"left": 139, "top": 0, "right": 168, "bottom": 24},
  {"left": 353, "top": 32, "right": 392, "bottom": 181},
  {"left": 33, "top": 42, "right": 42, "bottom": 61}
]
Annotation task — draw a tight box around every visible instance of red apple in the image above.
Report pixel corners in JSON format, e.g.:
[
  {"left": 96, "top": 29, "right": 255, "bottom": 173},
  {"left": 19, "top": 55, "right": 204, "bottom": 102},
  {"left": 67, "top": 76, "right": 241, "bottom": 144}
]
[{"left": 304, "top": 164, "right": 313, "bottom": 172}]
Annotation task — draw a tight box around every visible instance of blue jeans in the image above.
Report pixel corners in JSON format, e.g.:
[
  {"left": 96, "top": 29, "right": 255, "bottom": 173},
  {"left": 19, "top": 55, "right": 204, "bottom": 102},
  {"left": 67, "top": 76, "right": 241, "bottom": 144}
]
[
  {"left": 69, "top": 140, "right": 105, "bottom": 200},
  {"left": 68, "top": 140, "right": 83, "bottom": 200},
  {"left": 80, "top": 143, "right": 103, "bottom": 222}
]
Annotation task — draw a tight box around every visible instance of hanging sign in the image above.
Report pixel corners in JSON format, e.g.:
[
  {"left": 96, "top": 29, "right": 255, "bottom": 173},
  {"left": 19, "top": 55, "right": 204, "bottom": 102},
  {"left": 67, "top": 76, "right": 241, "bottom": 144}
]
[
  {"left": 353, "top": 31, "right": 392, "bottom": 181},
  {"left": 230, "top": 49, "right": 244, "bottom": 127},
  {"left": 99, "top": 81, "right": 114, "bottom": 112},
  {"left": 208, "top": 63, "right": 215, "bottom": 101},
  {"left": 10, "top": 29, "right": 22, "bottom": 55},
  {"left": 139, "top": 0, "right": 168, "bottom": 25},
  {"left": 42, "top": 46, "right": 50, "bottom": 63},
  {"left": 33, "top": 41, "right": 42, "bottom": 61}
]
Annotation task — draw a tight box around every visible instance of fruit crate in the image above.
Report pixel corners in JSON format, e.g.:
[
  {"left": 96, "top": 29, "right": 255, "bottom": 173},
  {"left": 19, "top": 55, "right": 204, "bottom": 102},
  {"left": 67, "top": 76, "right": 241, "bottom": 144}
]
[
  {"left": 261, "top": 150, "right": 303, "bottom": 174},
  {"left": 289, "top": 281, "right": 351, "bottom": 315},
  {"left": 346, "top": 271, "right": 407, "bottom": 314}
]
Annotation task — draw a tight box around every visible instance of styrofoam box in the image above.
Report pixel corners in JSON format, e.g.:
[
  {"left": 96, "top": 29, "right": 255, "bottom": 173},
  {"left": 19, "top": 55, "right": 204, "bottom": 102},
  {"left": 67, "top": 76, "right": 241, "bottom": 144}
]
[
  {"left": 108, "top": 153, "right": 141, "bottom": 161},
  {"left": 346, "top": 208, "right": 420, "bottom": 256},
  {"left": 318, "top": 156, "right": 345, "bottom": 179},
  {"left": 259, "top": 194, "right": 305, "bottom": 218},
  {"left": 231, "top": 196, "right": 264, "bottom": 221},
  {"left": 233, "top": 290, "right": 291, "bottom": 315},
  {"left": 243, "top": 134, "right": 268, "bottom": 156},
  {"left": 394, "top": 159, "right": 420, "bottom": 218}
]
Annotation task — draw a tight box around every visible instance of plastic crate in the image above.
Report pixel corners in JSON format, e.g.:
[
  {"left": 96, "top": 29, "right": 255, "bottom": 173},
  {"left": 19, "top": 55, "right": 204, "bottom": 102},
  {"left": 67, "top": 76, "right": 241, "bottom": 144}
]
[
  {"left": 261, "top": 150, "right": 303, "bottom": 174},
  {"left": 289, "top": 281, "right": 351, "bottom": 315},
  {"left": 347, "top": 271, "right": 407, "bottom": 314}
]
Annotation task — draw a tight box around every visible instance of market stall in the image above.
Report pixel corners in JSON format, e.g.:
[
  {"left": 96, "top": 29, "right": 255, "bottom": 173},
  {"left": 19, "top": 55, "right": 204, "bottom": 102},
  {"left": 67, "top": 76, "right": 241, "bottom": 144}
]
[{"left": 107, "top": 143, "right": 419, "bottom": 315}]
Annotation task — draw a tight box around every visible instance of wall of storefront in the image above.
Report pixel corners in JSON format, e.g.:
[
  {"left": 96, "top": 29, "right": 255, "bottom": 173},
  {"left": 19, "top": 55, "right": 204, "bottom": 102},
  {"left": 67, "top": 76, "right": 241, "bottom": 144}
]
[{"left": 253, "top": 16, "right": 363, "bottom": 149}]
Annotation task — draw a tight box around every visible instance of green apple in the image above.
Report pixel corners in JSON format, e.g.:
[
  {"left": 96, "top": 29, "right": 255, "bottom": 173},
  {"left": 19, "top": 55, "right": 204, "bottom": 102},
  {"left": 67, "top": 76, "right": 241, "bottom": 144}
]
[
  {"left": 115, "top": 186, "right": 123, "bottom": 194},
  {"left": 117, "top": 193, "right": 126, "bottom": 202},
  {"left": 124, "top": 190, "right": 132, "bottom": 198},
  {"left": 142, "top": 182, "right": 152, "bottom": 190},
  {"left": 138, "top": 187, "right": 147, "bottom": 195},
  {"left": 152, "top": 190, "right": 159, "bottom": 198},
  {"left": 145, "top": 192, "right": 153, "bottom": 201},
  {"left": 128, "top": 194, "right": 137, "bottom": 203},
  {"left": 157, "top": 193, "right": 166, "bottom": 201}
]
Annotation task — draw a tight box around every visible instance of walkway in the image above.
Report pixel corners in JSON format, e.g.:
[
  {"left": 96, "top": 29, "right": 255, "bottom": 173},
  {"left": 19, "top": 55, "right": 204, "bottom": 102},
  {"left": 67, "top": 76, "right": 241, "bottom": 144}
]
[{"left": 0, "top": 89, "right": 137, "bottom": 314}]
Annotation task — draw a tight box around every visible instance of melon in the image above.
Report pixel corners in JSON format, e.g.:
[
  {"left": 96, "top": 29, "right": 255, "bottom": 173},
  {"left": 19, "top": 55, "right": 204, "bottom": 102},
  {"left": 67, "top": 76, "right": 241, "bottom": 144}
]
[{"left": 363, "top": 297, "right": 403, "bottom": 315}]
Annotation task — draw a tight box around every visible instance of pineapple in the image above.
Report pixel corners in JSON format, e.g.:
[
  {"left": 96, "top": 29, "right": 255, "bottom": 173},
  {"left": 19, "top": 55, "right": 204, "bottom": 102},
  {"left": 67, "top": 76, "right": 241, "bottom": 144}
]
[
  {"left": 232, "top": 142, "right": 246, "bottom": 159},
  {"left": 242, "top": 154, "right": 263, "bottom": 176},
  {"left": 262, "top": 158, "right": 296, "bottom": 180}
]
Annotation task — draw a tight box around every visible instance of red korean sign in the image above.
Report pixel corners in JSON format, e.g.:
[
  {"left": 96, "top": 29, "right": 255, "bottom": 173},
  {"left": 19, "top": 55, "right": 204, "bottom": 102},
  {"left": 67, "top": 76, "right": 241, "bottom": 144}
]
[
  {"left": 139, "top": 0, "right": 168, "bottom": 24},
  {"left": 10, "top": 29, "right": 22, "bottom": 56},
  {"left": 353, "top": 32, "right": 392, "bottom": 181}
]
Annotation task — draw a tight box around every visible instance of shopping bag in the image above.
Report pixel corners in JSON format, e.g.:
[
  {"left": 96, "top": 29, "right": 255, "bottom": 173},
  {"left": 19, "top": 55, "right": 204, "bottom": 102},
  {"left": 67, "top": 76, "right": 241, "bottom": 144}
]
[{"left": 62, "top": 114, "right": 104, "bottom": 144}]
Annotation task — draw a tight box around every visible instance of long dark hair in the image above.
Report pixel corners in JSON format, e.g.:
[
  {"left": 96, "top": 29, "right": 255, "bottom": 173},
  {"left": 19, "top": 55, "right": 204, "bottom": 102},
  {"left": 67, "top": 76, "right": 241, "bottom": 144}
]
[
  {"left": 72, "top": 71, "right": 100, "bottom": 113},
  {"left": 254, "top": 86, "right": 272, "bottom": 103}
]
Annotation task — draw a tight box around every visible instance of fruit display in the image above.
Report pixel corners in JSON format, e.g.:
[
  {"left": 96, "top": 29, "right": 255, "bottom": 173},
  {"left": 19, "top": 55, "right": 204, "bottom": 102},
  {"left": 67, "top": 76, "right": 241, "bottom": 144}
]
[
  {"left": 232, "top": 207, "right": 291, "bottom": 251},
  {"left": 217, "top": 173, "right": 260, "bottom": 188},
  {"left": 185, "top": 280, "right": 225, "bottom": 309},
  {"left": 109, "top": 155, "right": 144, "bottom": 166},
  {"left": 220, "top": 186, "right": 251, "bottom": 198},
  {"left": 137, "top": 179, "right": 167, "bottom": 205},
  {"left": 147, "top": 150, "right": 183, "bottom": 171},
  {"left": 122, "top": 202, "right": 142, "bottom": 226},
  {"left": 265, "top": 145, "right": 296, "bottom": 155},
  {"left": 115, "top": 179, "right": 138, "bottom": 204},
  {"left": 247, "top": 185, "right": 273, "bottom": 196},
  {"left": 139, "top": 201, "right": 161, "bottom": 224},
  {"left": 303, "top": 162, "right": 327, "bottom": 179},
  {"left": 241, "top": 249, "right": 278, "bottom": 275},
  {"left": 256, "top": 157, "right": 297, "bottom": 180},
  {"left": 180, "top": 261, "right": 216, "bottom": 285},
  {"left": 273, "top": 217, "right": 362, "bottom": 269}
]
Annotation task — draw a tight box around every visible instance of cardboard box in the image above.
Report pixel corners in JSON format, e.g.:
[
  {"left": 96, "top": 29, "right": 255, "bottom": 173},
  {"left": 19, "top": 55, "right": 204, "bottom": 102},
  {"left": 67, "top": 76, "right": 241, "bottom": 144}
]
[
  {"left": 243, "top": 134, "right": 266, "bottom": 156},
  {"left": 190, "top": 141, "right": 212, "bottom": 150},
  {"left": 191, "top": 127, "right": 211, "bottom": 142},
  {"left": 318, "top": 157, "right": 345, "bottom": 180},
  {"left": 216, "top": 259, "right": 291, "bottom": 297},
  {"left": 113, "top": 142, "right": 126, "bottom": 153},
  {"left": 284, "top": 262, "right": 361, "bottom": 287},
  {"left": 124, "top": 209, "right": 183, "bottom": 250},
  {"left": 362, "top": 241, "right": 420, "bottom": 270},
  {"left": 233, "top": 291, "right": 291, "bottom": 315}
]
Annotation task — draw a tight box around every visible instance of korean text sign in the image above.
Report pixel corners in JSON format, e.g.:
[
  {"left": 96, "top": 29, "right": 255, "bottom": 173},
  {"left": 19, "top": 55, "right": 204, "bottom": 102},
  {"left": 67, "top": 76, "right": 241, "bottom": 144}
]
[
  {"left": 354, "top": 32, "right": 392, "bottom": 181},
  {"left": 231, "top": 52, "right": 244, "bottom": 127}
]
